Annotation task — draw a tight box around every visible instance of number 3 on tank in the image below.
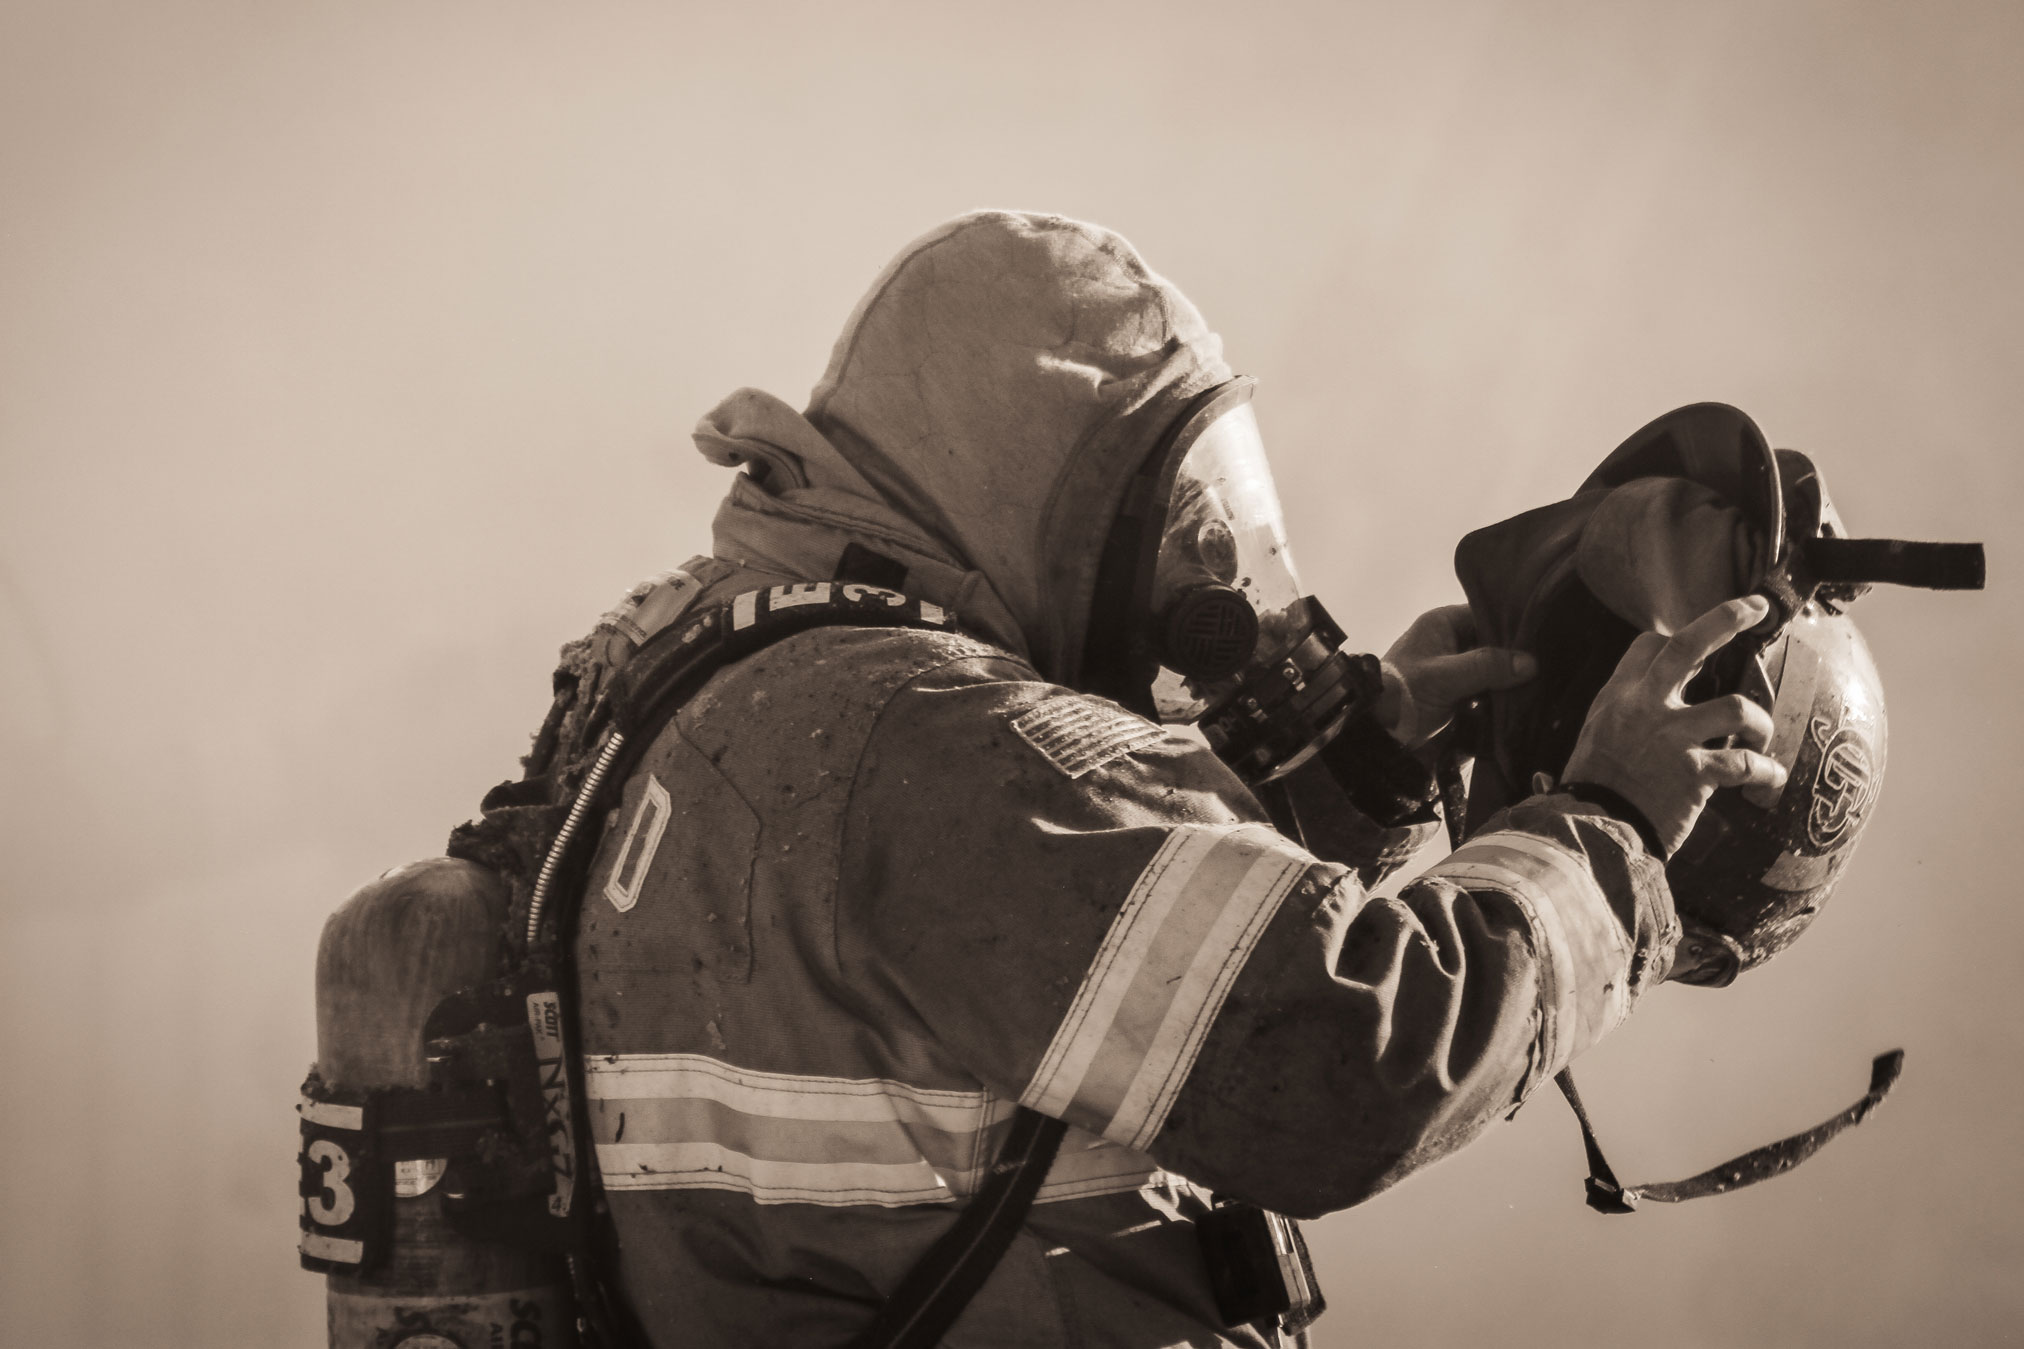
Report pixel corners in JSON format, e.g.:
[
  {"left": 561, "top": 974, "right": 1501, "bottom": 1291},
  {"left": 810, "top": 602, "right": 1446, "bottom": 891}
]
[{"left": 304, "top": 1138, "right": 356, "bottom": 1226}]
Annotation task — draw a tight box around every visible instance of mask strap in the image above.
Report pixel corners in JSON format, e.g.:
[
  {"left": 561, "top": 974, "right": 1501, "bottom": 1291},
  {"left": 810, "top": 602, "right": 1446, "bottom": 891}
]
[
  {"left": 1805, "top": 537, "right": 1985, "bottom": 590},
  {"left": 1554, "top": 1051, "right": 1904, "bottom": 1214},
  {"left": 1436, "top": 741, "right": 1471, "bottom": 851}
]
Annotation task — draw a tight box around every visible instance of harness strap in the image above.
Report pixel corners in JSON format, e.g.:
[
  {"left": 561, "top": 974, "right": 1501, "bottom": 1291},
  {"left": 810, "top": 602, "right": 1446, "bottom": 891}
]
[{"left": 843, "top": 1108, "right": 1071, "bottom": 1349}]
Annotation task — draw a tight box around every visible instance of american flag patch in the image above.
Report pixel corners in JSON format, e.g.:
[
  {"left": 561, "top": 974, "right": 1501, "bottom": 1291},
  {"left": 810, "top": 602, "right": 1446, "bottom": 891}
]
[{"left": 1010, "top": 696, "right": 1164, "bottom": 779}]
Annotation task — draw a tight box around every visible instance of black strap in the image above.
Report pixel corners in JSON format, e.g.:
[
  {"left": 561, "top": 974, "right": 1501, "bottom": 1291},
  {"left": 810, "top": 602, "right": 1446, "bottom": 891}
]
[
  {"left": 1435, "top": 742, "right": 1471, "bottom": 852},
  {"left": 1315, "top": 698, "right": 1441, "bottom": 829},
  {"left": 1552, "top": 1068, "right": 1638, "bottom": 1214},
  {"left": 1556, "top": 1052, "right": 1904, "bottom": 1213},
  {"left": 1556, "top": 781, "right": 1668, "bottom": 861},
  {"left": 844, "top": 1108, "right": 1070, "bottom": 1349},
  {"left": 836, "top": 542, "right": 912, "bottom": 591},
  {"left": 1806, "top": 537, "right": 1985, "bottom": 591}
]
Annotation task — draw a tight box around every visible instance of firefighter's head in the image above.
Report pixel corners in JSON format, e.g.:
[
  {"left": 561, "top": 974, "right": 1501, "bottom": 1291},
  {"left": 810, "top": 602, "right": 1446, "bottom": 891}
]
[
  {"left": 718, "top": 210, "right": 1329, "bottom": 764},
  {"left": 796, "top": 210, "right": 1235, "bottom": 688}
]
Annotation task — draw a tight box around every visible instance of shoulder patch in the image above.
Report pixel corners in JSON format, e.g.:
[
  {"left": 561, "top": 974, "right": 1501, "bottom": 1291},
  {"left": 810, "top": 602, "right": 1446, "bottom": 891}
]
[{"left": 1010, "top": 695, "right": 1164, "bottom": 779}]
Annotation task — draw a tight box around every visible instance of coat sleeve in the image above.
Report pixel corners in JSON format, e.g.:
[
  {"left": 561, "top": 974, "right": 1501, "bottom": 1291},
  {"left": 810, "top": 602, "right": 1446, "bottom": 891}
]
[
  {"left": 835, "top": 655, "right": 1677, "bottom": 1219},
  {"left": 1266, "top": 753, "right": 1444, "bottom": 891}
]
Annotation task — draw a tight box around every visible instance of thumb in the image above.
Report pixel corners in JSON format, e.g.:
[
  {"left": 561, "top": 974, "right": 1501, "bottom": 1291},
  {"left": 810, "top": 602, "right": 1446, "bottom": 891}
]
[{"left": 1406, "top": 647, "right": 1537, "bottom": 709}]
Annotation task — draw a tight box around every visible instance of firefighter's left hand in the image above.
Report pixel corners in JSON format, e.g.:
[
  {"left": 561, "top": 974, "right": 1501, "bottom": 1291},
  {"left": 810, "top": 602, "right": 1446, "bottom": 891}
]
[{"left": 1378, "top": 604, "right": 1535, "bottom": 749}]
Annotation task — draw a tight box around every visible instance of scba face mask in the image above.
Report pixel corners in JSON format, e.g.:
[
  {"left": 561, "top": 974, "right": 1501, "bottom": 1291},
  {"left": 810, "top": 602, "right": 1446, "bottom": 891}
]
[
  {"left": 1144, "top": 391, "right": 1304, "bottom": 722},
  {"left": 1086, "top": 380, "right": 1434, "bottom": 821}
]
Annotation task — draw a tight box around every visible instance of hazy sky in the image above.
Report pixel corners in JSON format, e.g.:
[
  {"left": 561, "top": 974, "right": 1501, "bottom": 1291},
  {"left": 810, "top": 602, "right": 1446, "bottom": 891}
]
[{"left": 2, "top": 2, "right": 2019, "bottom": 1344}]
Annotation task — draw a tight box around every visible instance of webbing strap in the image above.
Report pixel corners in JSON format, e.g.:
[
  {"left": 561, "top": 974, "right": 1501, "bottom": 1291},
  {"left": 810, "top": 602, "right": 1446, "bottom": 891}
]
[
  {"left": 1555, "top": 1052, "right": 1904, "bottom": 1213},
  {"left": 1552, "top": 1068, "right": 1638, "bottom": 1214},
  {"left": 844, "top": 1108, "right": 1071, "bottom": 1349},
  {"left": 1806, "top": 537, "right": 1985, "bottom": 591}
]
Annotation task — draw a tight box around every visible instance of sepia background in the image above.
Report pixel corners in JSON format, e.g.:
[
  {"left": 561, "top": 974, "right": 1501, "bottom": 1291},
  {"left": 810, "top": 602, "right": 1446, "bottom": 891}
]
[{"left": 3, "top": 1, "right": 2019, "bottom": 1344}]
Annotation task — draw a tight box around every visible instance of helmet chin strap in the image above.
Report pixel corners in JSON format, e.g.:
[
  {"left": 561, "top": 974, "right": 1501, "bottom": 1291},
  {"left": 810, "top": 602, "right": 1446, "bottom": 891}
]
[
  {"left": 1434, "top": 752, "right": 1908, "bottom": 1215},
  {"left": 1554, "top": 1052, "right": 1904, "bottom": 1214}
]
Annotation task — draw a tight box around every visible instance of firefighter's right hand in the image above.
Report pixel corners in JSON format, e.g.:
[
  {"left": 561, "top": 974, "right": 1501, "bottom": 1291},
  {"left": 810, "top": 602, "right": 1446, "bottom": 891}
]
[{"left": 1560, "top": 595, "right": 1786, "bottom": 858}]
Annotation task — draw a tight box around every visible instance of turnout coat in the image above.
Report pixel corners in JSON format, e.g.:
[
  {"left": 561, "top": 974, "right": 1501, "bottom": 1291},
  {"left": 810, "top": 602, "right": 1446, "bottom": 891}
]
[{"left": 566, "top": 212, "right": 1678, "bottom": 1346}]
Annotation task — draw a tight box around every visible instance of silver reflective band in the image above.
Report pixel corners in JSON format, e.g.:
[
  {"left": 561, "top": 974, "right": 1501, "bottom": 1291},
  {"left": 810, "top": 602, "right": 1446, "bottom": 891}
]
[
  {"left": 299, "top": 1231, "right": 365, "bottom": 1264},
  {"left": 585, "top": 1054, "right": 1166, "bottom": 1207},
  {"left": 1021, "top": 824, "right": 1309, "bottom": 1150},
  {"left": 297, "top": 1097, "right": 364, "bottom": 1131}
]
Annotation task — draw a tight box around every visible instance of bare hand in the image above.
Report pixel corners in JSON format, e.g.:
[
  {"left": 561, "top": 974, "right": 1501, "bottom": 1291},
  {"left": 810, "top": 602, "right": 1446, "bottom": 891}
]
[
  {"left": 1560, "top": 595, "right": 1788, "bottom": 857},
  {"left": 1379, "top": 604, "right": 1536, "bottom": 749}
]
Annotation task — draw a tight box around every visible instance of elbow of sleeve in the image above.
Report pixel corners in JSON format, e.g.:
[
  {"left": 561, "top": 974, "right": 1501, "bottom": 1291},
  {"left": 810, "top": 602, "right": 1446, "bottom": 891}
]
[
  {"left": 1273, "top": 1153, "right": 1406, "bottom": 1219},
  {"left": 1283, "top": 1102, "right": 1504, "bottom": 1217},
  {"left": 1308, "top": 1101, "right": 1480, "bottom": 1215},
  {"left": 1222, "top": 1127, "right": 1443, "bottom": 1220},
  {"left": 1161, "top": 1078, "right": 1471, "bottom": 1220}
]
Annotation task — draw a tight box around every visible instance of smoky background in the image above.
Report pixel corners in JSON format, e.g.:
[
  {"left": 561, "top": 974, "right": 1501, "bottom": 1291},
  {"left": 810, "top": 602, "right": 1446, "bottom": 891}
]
[{"left": 1, "top": 1, "right": 2018, "bottom": 1344}]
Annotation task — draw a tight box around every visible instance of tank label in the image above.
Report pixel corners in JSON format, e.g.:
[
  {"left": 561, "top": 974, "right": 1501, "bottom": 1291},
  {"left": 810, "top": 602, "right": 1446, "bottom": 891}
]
[
  {"left": 296, "top": 1087, "right": 387, "bottom": 1273},
  {"left": 526, "top": 991, "right": 576, "bottom": 1219},
  {"left": 326, "top": 1289, "right": 570, "bottom": 1349},
  {"left": 393, "top": 1157, "right": 447, "bottom": 1198}
]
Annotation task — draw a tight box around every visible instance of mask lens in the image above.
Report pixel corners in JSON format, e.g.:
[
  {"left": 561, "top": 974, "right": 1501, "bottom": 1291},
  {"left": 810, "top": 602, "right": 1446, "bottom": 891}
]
[
  {"left": 1195, "top": 518, "right": 1239, "bottom": 584},
  {"left": 1149, "top": 401, "right": 1305, "bottom": 721}
]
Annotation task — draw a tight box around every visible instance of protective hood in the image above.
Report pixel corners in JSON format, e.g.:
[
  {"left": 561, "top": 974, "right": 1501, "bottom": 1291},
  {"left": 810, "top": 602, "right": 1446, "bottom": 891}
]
[{"left": 696, "top": 211, "right": 1232, "bottom": 685}]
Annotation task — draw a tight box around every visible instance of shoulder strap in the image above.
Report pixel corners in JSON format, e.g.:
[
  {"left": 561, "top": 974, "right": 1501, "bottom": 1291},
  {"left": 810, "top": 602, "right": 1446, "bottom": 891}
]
[
  {"left": 844, "top": 1108, "right": 1069, "bottom": 1349},
  {"left": 498, "top": 581, "right": 1064, "bottom": 1349}
]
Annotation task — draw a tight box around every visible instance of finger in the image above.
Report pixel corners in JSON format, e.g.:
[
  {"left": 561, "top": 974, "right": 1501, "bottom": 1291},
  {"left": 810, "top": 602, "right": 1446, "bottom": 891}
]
[
  {"left": 1676, "top": 693, "right": 1776, "bottom": 752},
  {"left": 1430, "top": 604, "right": 1477, "bottom": 651},
  {"left": 1692, "top": 746, "right": 1789, "bottom": 793},
  {"left": 1385, "top": 604, "right": 1477, "bottom": 665},
  {"left": 1609, "top": 629, "right": 1671, "bottom": 685},
  {"left": 1649, "top": 595, "right": 1772, "bottom": 694},
  {"left": 1409, "top": 647, "right": 1538, "bottom": 708}
]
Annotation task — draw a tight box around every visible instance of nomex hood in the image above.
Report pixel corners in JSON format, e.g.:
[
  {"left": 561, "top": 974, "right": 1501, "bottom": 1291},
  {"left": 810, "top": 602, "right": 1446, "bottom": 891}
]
[{"left": 696, "top": 211, "right": 1232, "bottom": 685}]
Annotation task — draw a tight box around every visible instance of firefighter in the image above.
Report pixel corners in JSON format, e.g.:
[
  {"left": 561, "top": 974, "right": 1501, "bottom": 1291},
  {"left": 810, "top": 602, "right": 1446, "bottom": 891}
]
[{"left": 565, "top": 210, "right": 1784, "bottom": 1346}]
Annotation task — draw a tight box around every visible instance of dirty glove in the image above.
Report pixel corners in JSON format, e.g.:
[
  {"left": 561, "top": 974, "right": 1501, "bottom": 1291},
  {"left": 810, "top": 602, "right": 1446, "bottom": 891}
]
[
  {"left": 1377, "top": 604, "right": 1537, "bottom": 749},
  {"left": 1560, "top": 595, "right": 1787, "bottom": 858}
]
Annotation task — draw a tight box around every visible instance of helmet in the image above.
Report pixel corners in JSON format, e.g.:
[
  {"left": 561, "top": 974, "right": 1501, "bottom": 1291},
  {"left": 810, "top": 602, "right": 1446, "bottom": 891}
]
[{"left": 1456, "top": 403, "right": 1982, "bottom": 985}]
